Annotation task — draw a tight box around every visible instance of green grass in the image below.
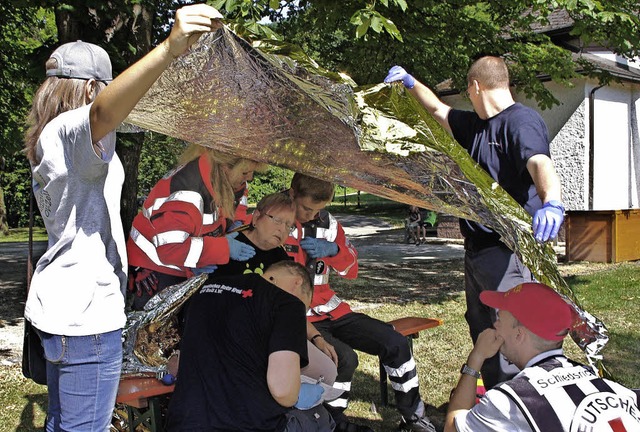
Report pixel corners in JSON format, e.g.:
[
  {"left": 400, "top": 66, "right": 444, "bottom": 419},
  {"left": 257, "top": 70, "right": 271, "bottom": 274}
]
[
  {"left": 0, "top": 228, "right": 47, "bottom": 243},
  {"left": 323, "top": 260, "right": 640, "bottom": 431},
  {"left": 0, "top": 197, "right": 636, "bottom": 430},
  {"left": 0, "top": 369, "right": 47, "bottom": 431},
  {"left": 563, "top": 263, "right": 640, "bottom": 385},
  {"left": 1, "top": 260, "right": 637, "bottom": 431}
]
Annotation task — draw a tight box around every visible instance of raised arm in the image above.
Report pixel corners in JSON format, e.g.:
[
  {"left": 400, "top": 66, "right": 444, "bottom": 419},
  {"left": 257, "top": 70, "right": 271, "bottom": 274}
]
[
  {"left": 90, "top": 4, "right": 223, "bottom": 143},
  {"left": 384, "top": 65, "right": 452, "bottom": 133},
  {"left": 444, "top": 328, "right": 504, "bottom": 432}
]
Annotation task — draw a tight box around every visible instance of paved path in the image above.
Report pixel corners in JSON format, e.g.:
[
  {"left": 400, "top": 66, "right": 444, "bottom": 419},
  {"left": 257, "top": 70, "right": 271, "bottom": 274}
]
[
  {"left": 336, "top": 214, "right": 465, "bottom": 264},
  {"left": 0, "top": 241, "right": 48, "bottom": 365}
]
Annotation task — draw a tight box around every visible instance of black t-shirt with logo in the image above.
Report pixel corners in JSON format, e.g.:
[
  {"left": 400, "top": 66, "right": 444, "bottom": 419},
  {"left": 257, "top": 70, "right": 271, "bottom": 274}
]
[{"left": 167, "top": 274, "right": 308, "bottom": 431}]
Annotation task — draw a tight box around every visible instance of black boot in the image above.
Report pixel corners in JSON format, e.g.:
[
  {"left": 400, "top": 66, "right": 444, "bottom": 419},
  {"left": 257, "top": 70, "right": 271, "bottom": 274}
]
[{"left": 398, "top": 401, "right": 437, "bottom": 432}]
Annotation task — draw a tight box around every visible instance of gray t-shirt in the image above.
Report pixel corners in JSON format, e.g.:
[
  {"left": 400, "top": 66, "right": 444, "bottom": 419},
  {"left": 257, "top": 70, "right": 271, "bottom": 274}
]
[{"left": 25, "top": 103, "right": 127, "bottom": 336}]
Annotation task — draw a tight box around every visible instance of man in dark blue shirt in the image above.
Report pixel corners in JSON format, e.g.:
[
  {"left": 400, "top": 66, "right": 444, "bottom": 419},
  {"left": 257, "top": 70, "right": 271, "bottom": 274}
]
[{"left": 385, "top": 56, "right": 565, "bottom": 389}]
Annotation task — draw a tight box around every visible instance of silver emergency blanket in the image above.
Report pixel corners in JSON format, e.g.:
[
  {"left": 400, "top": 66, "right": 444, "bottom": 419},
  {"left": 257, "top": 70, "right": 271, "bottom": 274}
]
[
  {"left": 122, "top": 274, "right": 207, "bottom": 375},
  {"left": 125, "top": 26, "right": 607, "bottom": 371}
]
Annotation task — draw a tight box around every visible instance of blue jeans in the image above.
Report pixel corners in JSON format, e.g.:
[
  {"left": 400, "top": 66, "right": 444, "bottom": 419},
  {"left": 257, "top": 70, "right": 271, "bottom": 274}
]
[{"left": 37, "top": 328, "right": 122, "bottom": 432}]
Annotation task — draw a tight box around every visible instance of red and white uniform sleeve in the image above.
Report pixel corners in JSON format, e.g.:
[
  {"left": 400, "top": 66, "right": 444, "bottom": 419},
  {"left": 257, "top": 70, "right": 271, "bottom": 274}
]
[
  {"left": 127, "top": 155, "right": 231, "bottom": 277},
  {"left": 323, "top": 221, "right": 358, "bottom": 279}
]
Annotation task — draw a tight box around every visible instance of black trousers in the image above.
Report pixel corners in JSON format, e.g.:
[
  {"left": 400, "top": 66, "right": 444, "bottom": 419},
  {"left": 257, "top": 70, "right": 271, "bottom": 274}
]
[
  {"left": 464, "top": 244, "right": 533, "bottom": 389},
  {"left": 313, "top": 312, "right": 422, "bottom": 419}
]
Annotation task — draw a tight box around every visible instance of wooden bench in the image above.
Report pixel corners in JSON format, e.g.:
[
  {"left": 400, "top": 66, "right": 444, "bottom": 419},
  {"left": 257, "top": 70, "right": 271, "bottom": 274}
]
[
  {"left": 116, "top": 376, "right": 174, "bottom": 432},
  {"left": 379, "top": 317, "right": 443, "bottom": 406}
]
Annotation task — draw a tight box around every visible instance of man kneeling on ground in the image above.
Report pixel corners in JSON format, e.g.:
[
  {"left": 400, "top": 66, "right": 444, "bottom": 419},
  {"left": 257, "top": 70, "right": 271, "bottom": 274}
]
[{"left": 167, "top": 261, "right": 333, "bottom": 431}]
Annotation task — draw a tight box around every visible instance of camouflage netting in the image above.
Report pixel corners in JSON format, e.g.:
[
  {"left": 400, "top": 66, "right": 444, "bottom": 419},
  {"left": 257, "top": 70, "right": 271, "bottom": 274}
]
[{"left": 124, "top": 26, "right": 607, "bottom": 373}]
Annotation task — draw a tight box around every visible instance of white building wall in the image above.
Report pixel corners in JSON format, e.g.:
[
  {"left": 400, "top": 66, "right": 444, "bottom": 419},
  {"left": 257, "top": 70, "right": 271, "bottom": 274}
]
[
  {"left": 591, "top": 83, "right": 640, "bottom": 210},
  {"left": 516, "top": 81, "right": 587, "bottom": 211},
  {"left": 631, "top": 89, "right": 640, "bottom": 208},
  {"left": 549, "top": 101, "right": 587, "bottom": 211}
]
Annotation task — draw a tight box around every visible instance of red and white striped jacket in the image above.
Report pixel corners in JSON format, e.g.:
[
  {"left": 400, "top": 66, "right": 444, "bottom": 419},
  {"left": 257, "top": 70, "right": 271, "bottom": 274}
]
[
  {"left": 284, "top": 210, "right": 358, "bottom": 323},
  {"left": 127, "top": 154, "right": 246, "bottom": 278}
]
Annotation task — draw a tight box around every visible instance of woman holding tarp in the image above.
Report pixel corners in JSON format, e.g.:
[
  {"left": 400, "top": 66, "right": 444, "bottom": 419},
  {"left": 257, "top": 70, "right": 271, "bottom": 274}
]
[{"left": 23, "top": 5, "right": 223, "bottom": 431}]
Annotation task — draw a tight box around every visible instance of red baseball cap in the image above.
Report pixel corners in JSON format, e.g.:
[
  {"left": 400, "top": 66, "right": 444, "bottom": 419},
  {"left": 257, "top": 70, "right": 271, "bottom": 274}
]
[{"left": 480, "top": 282, "right": 572, "bottom": 341}]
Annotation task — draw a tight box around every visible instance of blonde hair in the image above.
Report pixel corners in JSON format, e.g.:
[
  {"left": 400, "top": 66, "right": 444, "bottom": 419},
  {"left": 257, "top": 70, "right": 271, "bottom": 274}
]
[
  {"left": 25, "top": 57, "right": 106, "bottom": 164},
  {"left": 179, "top": 144, "right": 266, "bottom": 218},
  {"left": 467, "top": 56, "right": 510, "bottom": 90}
]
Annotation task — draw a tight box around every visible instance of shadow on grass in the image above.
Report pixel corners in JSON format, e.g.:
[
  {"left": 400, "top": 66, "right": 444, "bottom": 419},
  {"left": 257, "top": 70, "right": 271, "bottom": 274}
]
[
  {"left": 347, "top": 368, "right": 447, "bottom": 432},
  {"left": 16, "top": 393, "right": 47, "bottom": 432},
  {"left": 333, "top": 260, "right": 464, "bottom": 306}
]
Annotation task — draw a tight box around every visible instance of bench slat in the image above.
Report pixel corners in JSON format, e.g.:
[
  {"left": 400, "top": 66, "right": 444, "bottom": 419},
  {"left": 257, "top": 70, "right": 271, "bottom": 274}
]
[
  {"left": 388, "top": 317, "right": 443, "bottom": 337},
  {"left": 116, "top": 377, "right": 174, "bottom": 408}
]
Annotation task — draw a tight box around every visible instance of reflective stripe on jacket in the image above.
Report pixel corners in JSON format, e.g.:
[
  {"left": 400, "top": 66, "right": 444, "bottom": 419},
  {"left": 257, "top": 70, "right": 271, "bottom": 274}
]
[
  {"left": 127, "top": 154, "right": 234, "bottom": 277},
  {"left": 285, "top": 209, "right": 358, "bottom": 322}
]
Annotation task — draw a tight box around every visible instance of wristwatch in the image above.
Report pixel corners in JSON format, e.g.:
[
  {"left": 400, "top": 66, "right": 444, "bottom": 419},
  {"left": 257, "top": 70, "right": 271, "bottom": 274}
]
[{"left": 460, "top": 364, "right": 481, "bottom": 379}]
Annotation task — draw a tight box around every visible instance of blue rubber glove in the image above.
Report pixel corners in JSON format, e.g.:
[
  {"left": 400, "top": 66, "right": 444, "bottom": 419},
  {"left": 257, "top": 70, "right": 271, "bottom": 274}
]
[
  {"left": 227, "top": 220, "right": 243, "bottom": 233},
  {"left": 532, "top": 200, "right": 565, "bottom": 242},
  {"left": 189, "top": 264, "right": 218, "bottom": 276},
  {"left": 300, "top": 237, "right": 339, "bottom": 259},
  {"left": 226, "top": 232, "right": 256, "bottom": 261},
  {"left": 384, "top": 65, "right": 416, "bottom": 89},
  {"left": 294, "top": 383, "right": 324, "bottom": 410}
]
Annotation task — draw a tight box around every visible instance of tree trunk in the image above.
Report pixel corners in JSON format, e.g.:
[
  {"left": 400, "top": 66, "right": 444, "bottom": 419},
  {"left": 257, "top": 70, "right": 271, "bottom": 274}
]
[
  {"left": 0, "top": 185, "right": 8, "bottom": 236},
  {"left": 117, "top": 133, "right": 145, "bottom": 237},
  {"left": 0, "top": 157, "right": 8, "bottom": 235}
]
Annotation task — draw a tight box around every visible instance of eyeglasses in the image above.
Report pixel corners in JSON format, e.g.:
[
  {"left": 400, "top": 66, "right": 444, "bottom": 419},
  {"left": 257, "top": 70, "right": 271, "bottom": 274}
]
[
  {"left": 463, "top": 82, "right": 474, "bottom": 99},
  {"left": 264, "top": 213, "right": 296, "bottom": 233}
]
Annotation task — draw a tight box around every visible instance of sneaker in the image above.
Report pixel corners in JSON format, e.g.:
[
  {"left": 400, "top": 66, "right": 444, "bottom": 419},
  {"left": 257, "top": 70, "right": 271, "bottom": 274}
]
[
  {"left": 398, "top": 414, "right": 437, "bottom": 432},
  {"left": 335, "top": 420, "right": 375, "bottom": 432}
]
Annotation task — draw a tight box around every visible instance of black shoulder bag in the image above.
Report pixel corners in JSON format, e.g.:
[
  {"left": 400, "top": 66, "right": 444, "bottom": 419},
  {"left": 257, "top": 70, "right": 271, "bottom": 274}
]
[{"left": 21, "top": 183, "right": 47, "bottom": 385}]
